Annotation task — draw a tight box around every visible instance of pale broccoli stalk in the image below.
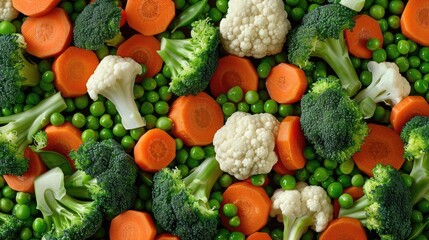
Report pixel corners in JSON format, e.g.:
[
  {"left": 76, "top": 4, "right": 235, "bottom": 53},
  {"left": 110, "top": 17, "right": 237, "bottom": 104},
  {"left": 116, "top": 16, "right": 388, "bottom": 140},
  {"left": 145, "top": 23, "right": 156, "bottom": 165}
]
[
  {"left": 354, "top": 61, "right": 411, "bottom": 118},
  {"left": 86, "top": 55, "right": 145, "bottom": 130}
]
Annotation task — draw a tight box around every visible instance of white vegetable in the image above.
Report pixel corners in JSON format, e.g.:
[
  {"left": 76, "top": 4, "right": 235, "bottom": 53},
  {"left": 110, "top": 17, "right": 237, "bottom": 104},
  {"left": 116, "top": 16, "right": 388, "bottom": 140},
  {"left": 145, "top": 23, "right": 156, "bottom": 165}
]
[
  {"left": 338, "top": 0, "right": 365, "bottom": 12},
  {"left": 219, "top": 0, "right": 291, "bottom": 59},
  {"left": 86, "top": 55, "right": 145, "bottom": 130},
  {"left": 213, "top": 111, "right": 279, "bottom": 180},
  {"left": 0, "top": 0, "right": 18, "bottom": 21},
  {"left": 34, "top": 167, "right": 67, "bottom": 216}
]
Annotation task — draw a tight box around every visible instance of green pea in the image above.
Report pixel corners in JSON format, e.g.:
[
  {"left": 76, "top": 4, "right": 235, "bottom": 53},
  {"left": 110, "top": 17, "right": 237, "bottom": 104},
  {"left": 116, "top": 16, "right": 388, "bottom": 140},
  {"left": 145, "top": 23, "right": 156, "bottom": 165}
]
[
  {"left": 81, "top": 129, "right": 98, "bottom": 142},
  {"left": 177, "top": 164, "right": 189, "bottom": 177},
  {"left": 219, "top": 174, "right": 232, "bottom": 188},
  {"left": 327, "top": 182, "right": 343, "bottom": 198},
  {"left": 99, "top": 128, "right": 113, "bottom": 140},
  {"left": 278, "top": 104, "right": 294, "bottom": 117},
  {"left": 228, "top": 216, "right": 241, "bottom": 228},
  {"left": 321, "top": 177, "right": 336, "bottom": 190},
  {"left": 95, "top": 44, "right": 109, "bottom": 60},
  {"left": 145, "top": 91, "right": 160, "bottom": 103},
  {"left": 71, "top": 112, "right": 86, "bottom": 128},
  {"left": 414, "top": 80, "right": 428, "bottom": 94},
  {"left": 121, "top": 135, "right": 135, "bottom": 150},
  {"left": 411, "top": 210, "right": 424, "bottom": 223},
  {"left": 369, "top": 4, "right": 385, "bottom": 19},
  {"left": 387, "top": 15, "right": 400, "bottom": 29},
  {"left": 382, "top": 31, "right": 394, "bottom": 45},
  {"left": 216, "top": 0, "right": 228, "bottom": 13},
  {"left": 227, "top": 86, "right": 244, "bottom": 103},
  {"left": 0, "top": 20, "right": 16, "bottom": 34},
  {"left": 270, "top": 228, "right": 284, "bottom": 240},
  {"left": 2, "top": 186, "right": 16, "bottom": 199},
  {"left": 130, "top": 127, "right": 145, "bottom": 141},
  {"left": 373, "top": 105, "right": 386, "bottom": 122},
  {"left": 417, "top": 199, "right": 429, "bottom": 214},
  {"left": 388, "top": 0, "right": 405, "bottom": 14},
  {"left": 323, "top": 159, "right": 337, "bottom": 170},
  {"left": 86, "top": 115, "right": 100, "bottom": 130},
  {"left": 280, "top": 175, "right": 296, "bottom": 190},
  {"left": 210, "top": 191, "right": 223, "bottom": 203},
  {"left": 49, "top": 112, "right": 65, "bottom": 126},
  {"left": 229, "top": 231, "right": 245, "bottom": 240},
  {"left": 16, "top": 192, "right": 31, "bottom": 205},
  {"left": 338, "top": 175, "right": 352, "bottom": 188},
  {"left": 25, "top": 92, "right": 41, "bottom": 106},
  {"left": 204, "top": 145, "right": 216, "bottom": 157},
  {"left": 250, "top": 174, "right": 266, "bottom": 187},
  {"left": 216, "top": 93, "right": 228, "bottom": 105},
  {"left": 250, "top": 100, "right": 264, "bottom": 114},
  {"left": 395, "top": 56, "right": 410, "bottom": 73},
  {"left": 19, "top": 227, "right": 33, "bottom": 240},
  {"left": 154, "top": 101, "right": 170, "bottom": 115},
  {"left": 367, "top": 38, "right": 380, "bottom": 51},
  {"left": 175, "top": 149, "right": 189, "bottom": 164},
  {"left": 295, "top": 168, "right": 310, "bottom": 181},
  {"left": 351, "top": 174, "right": 365, "bottom": 187},
  {"left": 372, "top": 49, "right": 387, "bottom": 63},
  {"left": 208, "top": 7, "right": 223, "bottom": 22},
  {"left": 290, "top": 7, "right": 305, "bottom": 22},
  {"left": 142, "top": 78, "right": 157, "bottom": 91},
  {"left": 32, "top": 217, "right": 47, "bottom": 234},
  {"left": 420, "top": 62, "right": 429, "bottom": 74},
  {"left": 377, "top": 18, "right": 388, "bottom": 33},
  {"left": 244, "top": 91, "right": 259, "bottom": 105},
  {"left": 189, "top": 146, "right": 205, "bottom": 160},
  {"left": 338, "top": 193, "right": 354, "bottom": 208},
  {"left": 237, "top": 102, "right": 250, "bottom": 112},
  {"left": 359, "top": 70, "right": 372, "bottom": 87},
  {"left": 340, "top": 159, "right": 354, "bottom": 175},
  {"left": 313, "top": 167, "right": 330, "bottom": 182},
  {"left": 222, "top": 102, "right": 236, "bottom": 116},
  {"left": 386, "top": 44, "right": 400, "bottom": 60},
  {"left": 0, "top": 198, "right": 14, "bottom": 213},
  {"left": 263, "top": 99, "right": 278, "bottom": 114},
  {"left": 306, "top": 160, "right": 321, "bottom": 173},
  {"left": 158, "top": 86, "right": 172, "bottom": 101},
  {"left": 409, "top": 56, "right": 422, "bottom": 68},
  {"left": 14, "top": 204, "right": 31, "bottom": 221},
  {"left": 397, "top": 39, "right": 411, "bottom": 55},
  {"left": 112, "top": 123, "right": 127, "bottom": 137},
  {"left": 419, "top": 47, "right": 429, "bottom": 62},
  {"left": 257, "top": 62, "right": 272, "bottom": 79},
  {"left": 140, "top": 102, "right": 154, "bottom": 115},
  {"left": 99, "top": 114, "right": 113, "bottom": 129},
  {"left": 303, "top": 146, "right": 316, "bottom": 160}
]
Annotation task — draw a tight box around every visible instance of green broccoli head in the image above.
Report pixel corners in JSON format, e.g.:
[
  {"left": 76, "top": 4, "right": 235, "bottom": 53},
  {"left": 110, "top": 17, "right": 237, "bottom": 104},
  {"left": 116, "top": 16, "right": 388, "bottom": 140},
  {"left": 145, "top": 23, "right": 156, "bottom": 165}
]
[
  {"left": 157, "top": 18, "right": 220, "bottom": 96},
  {"left": 0, "top": 212, "right": 25, "bottom": 240},
  {"left": 73, "top": 0, "right": 123, "bottom": 50},
  {"left": 152, "top": 157, "right": 222, "bottom": 240},
  {"left": 300, "top": 76, "right": 368, "bottom": 163},
  {"left": 0, "top": 34, "right": 40, "bottom": 108},
  {"left": 400, "top": 116, "right": 429, "bottom": 149}
]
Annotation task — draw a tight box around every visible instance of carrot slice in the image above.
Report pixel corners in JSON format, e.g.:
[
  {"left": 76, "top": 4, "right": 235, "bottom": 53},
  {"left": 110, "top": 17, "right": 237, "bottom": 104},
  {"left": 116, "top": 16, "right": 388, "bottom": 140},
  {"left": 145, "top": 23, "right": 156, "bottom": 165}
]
[
  {"left": 390, "top": 96, "right": 429, "bottom": 133},
  {"left": 276, "top": 116, "right": 307, "bottom": 170},
  {"left": 209, "top": 55, "right": 258, "bottom": 97},
  {"left": 117, "top": 34, "right": 163, "bottom": 79},
  {"left": 168, "top": 92, "right": 224, "bottom": 146},
  {"left": 265, "top": 63, "right": 307, "bottom": 104},
  {"left": 246, "top": 232, "right": 272, "bottom": 240},
  {"left": 401, "top": 0, "right": 429, "bottom": 46},
  {"left": 352, "top": 123, "right": 405, "bottom": 177},
  {"left": 319, "top": 217, "right": 367, "bottom": 240},
  {"left": 332, "top": 186, "right": 364, "bottom": 219},
  {"left": 52, "top": 46, "right": 99, "bottom": 98},
  {"left": 155, "top": 233, "right": 180, "bottom": 240},
  {"left": 272, "top": 159, "right": 295, "bottom": 176},
  {"left": 3, "top": 148, "right": 47, "bottom": 193},
  {"left": 12, "top": 0, "right": 61, "bottom": 17},
  {"left": 125, "top": 0, "right": 175, "bottom": 36},
  {"left": 110, "top": 210, "right": 157, "bottom": 240},
  {"left": 43, "top": 122, "right": 83, "bottom": 169},
  {"left": 21, "top": 8, "right": 72, "bottom": 58},
  {"left": 220, "top": 181, "right": 271, "bottom": 236},
  {"left": 344, "top": 14, "right": 384, "bottom": 59},
  {"left": 134, "top": 128, "right": 176, "bottom": 172}
]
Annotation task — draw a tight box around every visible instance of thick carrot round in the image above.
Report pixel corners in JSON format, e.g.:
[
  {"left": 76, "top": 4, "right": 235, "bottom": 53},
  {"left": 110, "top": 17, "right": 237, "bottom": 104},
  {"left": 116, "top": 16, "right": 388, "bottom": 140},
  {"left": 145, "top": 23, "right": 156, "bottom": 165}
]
[
  {"left": 401, "top": 0, "right": 429, "bottom": 46},
  {"left": 3, "top": 148, "right": 47, "bottom": 193},
  {"left": 265, "top": 63, "right": 307, "bottom": 104},
  {"left": 220, "top": 181, "right": 271, "bottom": 236},
  {"left": 21, "top": 8, "right": 73, "bottom": 58},
  {"left": 43, "top": 122, "right": 83, "bottom": 169},
  {"left": 352, "top": 123, "right": 405, "bottom": 176},
  {"left": 168, "top": 92, "right": 224, "bottom": 146},
  {"left": 246, "top": 232, "right": 272, "bottom": 240},
  {"left": 344, "top": 14, "right": 384, "bottom": 59},
  {"left": 117, "top": 34, "right": 163, "bottom": 79},
  {"left": 125, "top": 0, "right": 175, "bottom": 36},
  {"left": 390, "top": 96, "right": 429, "bottom": 133},
  {"left": 276, "top": 116, "right": 307, "bottom": 170},
  {"left": 155, "top": 233, "right": 180, "bottom": 240},
  {"left": 52, "top": 46, "right": 99, "bottom": 98},
  {"left": 319, "top": 217, "right": 367, "bottom": 240},
  {"left": 209, "top": 55, "right": 258, "bottom": 97},
  {"left": 272, "top": 159, "right": 295, "bottom": 176},
  {"left": 109, "top": 210, "right": 157, "bottom": 240},
  {"left": 12, "top": 0, "right": 61, "bottom": 17},
  {"left": 134, "top": 128, "right": 176, "bottom": 172},
  {"left": 332, "top": 186, "right": 364, "bottom": 219}
]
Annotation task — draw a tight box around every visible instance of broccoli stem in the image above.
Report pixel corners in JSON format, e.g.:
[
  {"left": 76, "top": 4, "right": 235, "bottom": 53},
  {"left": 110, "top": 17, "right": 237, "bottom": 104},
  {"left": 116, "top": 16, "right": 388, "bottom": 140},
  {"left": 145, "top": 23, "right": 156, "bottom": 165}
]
[
  {"left": 157, "top": 38, "right": 194, "bottom": 78},
  {"left": 64, "top": 171, "right": 94, "bottom": 200},
  {"left": 338, "top": 195, "right": 369, "bottom": 224},
  {"left": 105, "top": 32, "right": 125, "bottom": 48},
  {"left": 20, "top": 55, "right": 40, "bottom": 86},
  {"left": 312, "top": 35, "right": 361, "bottom": 97},
  {"left": 285, "top": 215, "right": 315, "bottom": 240},
  {"left": 182, "top": 157, "right": 222, "bottom": 206},
  {"left": 43, "top": 190, "right": 83, "bottom": 230},
  {"left": 410, "top": 154, "right": 429, "bottom": 204}
]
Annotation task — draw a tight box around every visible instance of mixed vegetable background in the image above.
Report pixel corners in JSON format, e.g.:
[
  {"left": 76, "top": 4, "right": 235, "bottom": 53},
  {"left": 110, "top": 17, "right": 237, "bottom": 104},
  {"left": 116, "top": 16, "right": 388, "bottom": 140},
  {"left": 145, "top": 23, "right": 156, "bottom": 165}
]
[{"left": 0, "top": 0, "right": 429, "bottom": 239}]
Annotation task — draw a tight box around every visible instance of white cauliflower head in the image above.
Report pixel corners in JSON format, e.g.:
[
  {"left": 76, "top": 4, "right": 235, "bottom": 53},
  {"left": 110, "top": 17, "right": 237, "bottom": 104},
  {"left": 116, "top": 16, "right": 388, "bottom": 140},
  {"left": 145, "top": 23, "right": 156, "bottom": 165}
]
[
  {"left": 213, "top": 111, "right": 279, "bottom": 180},
  {"left": 219, "top": 0, "right": 291, "bottom": 59},
  {"left": 0, "top": 0, "right": 18, "bottom": 21}
]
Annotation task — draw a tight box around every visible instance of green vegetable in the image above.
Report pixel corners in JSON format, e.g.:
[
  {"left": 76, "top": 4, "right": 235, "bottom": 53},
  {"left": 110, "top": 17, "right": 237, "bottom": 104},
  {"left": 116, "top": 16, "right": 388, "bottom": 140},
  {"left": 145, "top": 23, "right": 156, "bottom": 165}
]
[
  {"left": 152, "top": 157, "right": 223, "bottom": 240},
  {"left": 0, "top": 211, "right": 25, "bottom": 240},
  {"left": 172, "top": 0, "right": 208, "bottom": 32},
  {"left": 157, "top": 18, "right": 220, "bottom": 96},
  {"left": 0, "top": 92, "right": 67, "bottom": 176},
  {"left": 0, "top": 33, "right": 40, "bottom": 108},
  {"left": 73, "top": 0, "right": 124, "bottom": 50},
  {"left": 338, "top": 164, "right": 413, "bottom": 240},
  {"left": 286, "top": 3, "right": 361, "bottom": 96}
]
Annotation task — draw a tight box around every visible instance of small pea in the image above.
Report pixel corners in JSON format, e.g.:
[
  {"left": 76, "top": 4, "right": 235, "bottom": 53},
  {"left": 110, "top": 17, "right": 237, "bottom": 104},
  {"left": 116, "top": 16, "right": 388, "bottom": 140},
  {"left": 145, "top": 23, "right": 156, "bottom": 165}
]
[
  {"left": 338, "top": 193, "right": 354, "bottom": 208},
  {"left": 223, "top": 203, "right": 238, "bottom": 218}
]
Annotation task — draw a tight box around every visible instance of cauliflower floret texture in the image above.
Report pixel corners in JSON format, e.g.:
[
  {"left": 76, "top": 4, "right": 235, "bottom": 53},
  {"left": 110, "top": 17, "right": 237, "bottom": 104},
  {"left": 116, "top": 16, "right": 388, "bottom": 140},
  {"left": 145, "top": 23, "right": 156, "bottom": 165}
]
[
  {"left": 0, "top": 0, "right": 18, "bottom": 21},
  {"left": 219, "top": 0, "right": 291, "bottom": 59},
  {"left": 213, "top": 111, "right": 279, "bottom": 180}
]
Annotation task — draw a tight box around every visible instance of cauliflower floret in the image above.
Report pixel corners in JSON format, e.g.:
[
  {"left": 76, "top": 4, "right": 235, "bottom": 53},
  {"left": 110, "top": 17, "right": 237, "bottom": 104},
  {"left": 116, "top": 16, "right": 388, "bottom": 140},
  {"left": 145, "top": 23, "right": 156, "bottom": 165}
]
[
  {"left": 219, "top": 0, "right": 291, "bottom": 59},
  {"left": 0, "top": 0, "right": 18, "bottom": 21},
  {"left": 213, "top": 111, "right": 279, "bottom": 180},
  {"left": 86, "top": 55, "right": 145, "bottom": 130}
]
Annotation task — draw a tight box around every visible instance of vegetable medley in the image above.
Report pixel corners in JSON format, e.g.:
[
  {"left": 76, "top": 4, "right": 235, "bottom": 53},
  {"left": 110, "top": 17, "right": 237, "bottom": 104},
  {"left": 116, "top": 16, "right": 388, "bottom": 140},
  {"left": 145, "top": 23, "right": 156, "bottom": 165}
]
[{"left": 1, "top": 0, "right": 429, "bottom": 239}]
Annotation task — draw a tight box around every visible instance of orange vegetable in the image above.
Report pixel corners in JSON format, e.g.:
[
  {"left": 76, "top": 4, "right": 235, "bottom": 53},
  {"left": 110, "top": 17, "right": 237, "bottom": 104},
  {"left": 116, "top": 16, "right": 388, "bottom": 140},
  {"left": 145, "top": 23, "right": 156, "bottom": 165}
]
[
  {"left": 276, "top": 116, "right": 307, "bottom": 170},
  {"left": 272, "top": 159, "right": 295, "bottom": 176},
  {"left": 332, "top": 186, "right": 364, "bottom": 219},
  {"left": 319, "top": 217, "right": 367, "bottom": 240},
  {"left": 401, "top": 0, "right": 429, "bottom": 46},
  {"left": 43, "top": 122, "right": 83, "bottom": 169},
  {"left": 110, "top": 210, "right": 157, "bottom": 240},
  {"left": 3, "top": 148, "right": 47, "bottom": 193},
  {"left": 246, "top": 232, "right": 272, "bottom": 240},
  {"left": 265, "top": 63, "right": 307, "bottom": 104},
  {"left": 117, "top": 34, "right": 163, "bottom": 79},
  {"left": 209, "top": 55, "right": 258, "bottom": 97},
  {"left": 221, "top": 181, "right": 271, "bottom": 236},
  {"left": 168, "top": 92, "right": 224, "bottom": 146},
  {"left": 134, "top": 128, "right": 176, "bottom": 172},
  {"left": 155, "top": 233, "right": 180, "bottom": 240},
  {"left": 21, "top": 8, "right": 73, "bottom": 58},
  {"left": 52, "top": 46, "right": 99, "bottom": 98},
  {"left": 352, "top": 123, "right": 405, "bottom": 177},
  {"left": 12, "top": 0, "right": 61, "bottom": 17},
  {"left": 125, "top": 0, "right": 175, "bottom": 36},
  {"left": 344, "top": 14, "right": 384, "bottom": 59},
  {"left": 390, "top": 96, "right": 429, "bottom": 133}
]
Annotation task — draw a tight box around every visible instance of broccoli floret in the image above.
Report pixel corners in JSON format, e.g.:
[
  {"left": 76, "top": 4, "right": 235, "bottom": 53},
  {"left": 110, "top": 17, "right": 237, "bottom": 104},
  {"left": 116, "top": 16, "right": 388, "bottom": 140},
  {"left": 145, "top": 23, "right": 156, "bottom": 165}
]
[
  {"left": 0, "top": 33, "right": 40, "bottom": 108},
  {"left": 157, "top": 18, "right": 220, "bottom": 96},
  {"left": 65, "top": 139, "right": 139, "bottom": 219},
  {"left": 152, "top": 157, "right": 223, "bottom": 240},
  {"left": 286, "top": 3, "right": 361, "bottom": 96},
  {"left": 339, "top": 164, "right": 413, "bottom": 240},
  {"left": 73, "top": 0, "right": 124, "bottom": 50},
  {"left": 34, "top": 167, "right": 103, "bottom": 240},
  {"left": 400, "top": 116, "right": 429, "bottom": 205},
  {"left": 0, "top": 92, "right": 67, "bottom": 176},
  {"left": 0, "top": 211, "right": 25, "bottom": 240},
  {"left": 300, "top": 76, "right": 368, "bottom": 163}
]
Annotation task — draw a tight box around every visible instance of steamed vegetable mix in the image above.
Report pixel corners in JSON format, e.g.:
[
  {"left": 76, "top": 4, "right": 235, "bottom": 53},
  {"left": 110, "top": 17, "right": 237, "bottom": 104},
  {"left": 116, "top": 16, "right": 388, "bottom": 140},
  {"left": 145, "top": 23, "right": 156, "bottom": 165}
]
[{"left": 2, "top": 0, "right": 429, "bottom": 239}]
